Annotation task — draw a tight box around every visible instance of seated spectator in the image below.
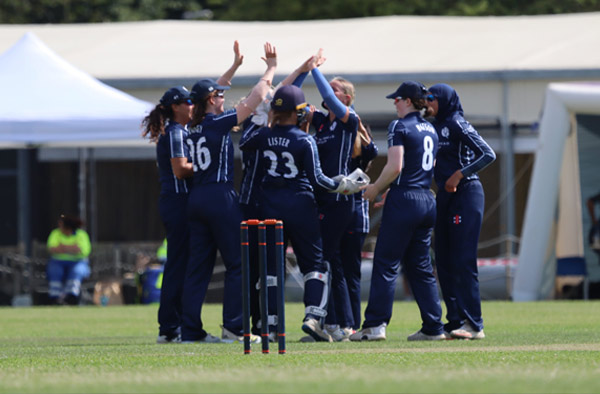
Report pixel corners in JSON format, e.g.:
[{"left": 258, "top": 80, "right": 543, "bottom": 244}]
[
  {"left": 157, "top": 238, "right": 167, "bottom": 264},
  {"left": 46, "top": 214, "right": 91, "bottom": 305}
]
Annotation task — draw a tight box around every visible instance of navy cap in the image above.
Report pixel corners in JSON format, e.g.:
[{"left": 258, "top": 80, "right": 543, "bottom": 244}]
[
  {"left": 270, "top": 85, "right": 308, "bottom": 111},
  {"left": 385, "top": 81, "right": 428, "bottom": 101},
  {"left": 190, "top": 78, "right": 231, "bottom": 102},
  {"left": 160, "top": 86, "right": 191, "bottom": 106}
]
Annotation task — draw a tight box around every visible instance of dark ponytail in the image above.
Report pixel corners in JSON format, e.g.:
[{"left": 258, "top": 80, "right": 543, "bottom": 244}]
[
  {"left": 141, "top": 104, "right": 173, "bottom": 143},
  {"left": 190, "top": 96, "right": 212, "bottom": 128},
  {"left": 411, "top": 97, "right": 427, "bottom": 111}
]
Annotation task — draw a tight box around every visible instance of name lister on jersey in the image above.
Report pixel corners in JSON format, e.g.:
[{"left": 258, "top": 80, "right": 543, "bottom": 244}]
[{"left": 268, "top": 137, "right": 290, "bottom": 148}]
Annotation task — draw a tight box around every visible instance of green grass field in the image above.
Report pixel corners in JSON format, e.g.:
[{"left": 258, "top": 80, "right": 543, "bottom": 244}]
[{"left": 1, "top": 301, "right": 599, "bottom": 393}]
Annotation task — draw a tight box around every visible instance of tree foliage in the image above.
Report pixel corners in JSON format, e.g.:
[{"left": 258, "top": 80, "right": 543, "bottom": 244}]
[{"left": 0, "top": 0, "right": 599, "bottom": 23}]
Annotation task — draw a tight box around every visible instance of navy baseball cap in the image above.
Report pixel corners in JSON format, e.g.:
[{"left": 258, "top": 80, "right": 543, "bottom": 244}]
[
  {"left": 385, "top": 81, "right": 428, "bottom": 101},
  {"left": 190, "top": 78, "right": 231, "bottom": 102},
  {"left": 270, "top": 85, "right": 308, "bottom": 111},
  {"left": 160, "top": 86, "right": 191, "bottom": 106}
]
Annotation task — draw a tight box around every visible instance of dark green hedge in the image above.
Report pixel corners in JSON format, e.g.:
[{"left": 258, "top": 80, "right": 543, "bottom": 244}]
[{"left": 1, "top": 0, "right": 599, "bottom": 23}]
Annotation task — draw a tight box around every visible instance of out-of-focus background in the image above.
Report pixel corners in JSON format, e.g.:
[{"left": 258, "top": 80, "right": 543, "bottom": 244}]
[{"left": 1, "top": 0, "right": 599, "bottom": 306}]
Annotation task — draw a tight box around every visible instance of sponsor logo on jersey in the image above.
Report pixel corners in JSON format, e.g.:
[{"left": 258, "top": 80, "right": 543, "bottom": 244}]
[
  {"left": 315, "top": 134, "right": 335, "bottom": 145},
  {"left": 452, "top": 215, "right": 462, "bottom": 225},
  {"left": 441, "top": 127, "right": 450, "bottom": 138}
]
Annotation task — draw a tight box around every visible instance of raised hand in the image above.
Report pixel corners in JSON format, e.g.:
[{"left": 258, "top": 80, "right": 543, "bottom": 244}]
[
  {"left": 307, "top": 48, "right": 326, "bottom": 70},
  {"left": 233, "top": 40, "right": 244, "bottom": 67},
  {"left": 299, "top": 55, "right": 315, "bottom": 73},
  {"left": 262, "top": 42, "right": 277, "bottom": 69}
]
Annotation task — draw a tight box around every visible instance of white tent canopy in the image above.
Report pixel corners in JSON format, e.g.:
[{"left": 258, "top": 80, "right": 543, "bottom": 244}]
[
  {"left": 0, "top": 32, "right": 153, "bottom": 148},
  {"left": 514, "top": 82, "right": 600, "bottom": 301}
]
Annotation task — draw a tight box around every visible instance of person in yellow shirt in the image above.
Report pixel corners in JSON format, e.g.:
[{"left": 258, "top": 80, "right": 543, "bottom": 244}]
[
  {"left": 46, "top": 214, "right": 91, "bottom": 305},
  {"left": 157, "top": 238, "right": 167, "bottom": 264}
]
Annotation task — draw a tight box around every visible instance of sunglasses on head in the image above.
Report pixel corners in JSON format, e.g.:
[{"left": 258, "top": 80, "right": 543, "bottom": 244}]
[
  {"left": 176, "top": 99, "right": 193, "bottom": 105},
  {"left": 426, "top": 94, "right": 435, "bottom": 102}
]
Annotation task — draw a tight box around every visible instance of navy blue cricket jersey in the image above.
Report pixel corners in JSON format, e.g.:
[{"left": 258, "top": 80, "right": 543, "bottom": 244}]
[
  {"left": 388, "top": 112, "right": 438, "bottom": 189},
  {"left": 156, "top": 121, "right": 192, "bottom": 194},
  {"left": 186, "top": 109, "right": 238, "bottom": 186},
  {"left": 430, "top": 86, "right": 495, "bottom": 190},
  {"left": 239, "top": 124, "right": 337, "bottom": 192},
  {"left": 239, "top": 120, "right": 263, "bottom": 206},
  {"left": 311, "top": 109, "right": 359, "bottom": 201}
]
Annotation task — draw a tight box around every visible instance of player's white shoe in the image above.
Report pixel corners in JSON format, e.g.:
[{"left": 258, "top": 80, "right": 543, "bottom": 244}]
[
  {"left": 181, "top": 333, "right": 222, "bottom": 343},
  {"left": 221, "top": 325, "right": 261, "bottom": 344},
  {"left": 349, "top": 323, "right": 387, "bottom": 341},
  {"left": 325, "top": 324, "right": 354, "bottom": 342},
  {"left": 450, "top": 322, "right": 485, "bottom": 340},
  {"left": 156, "top": 333, "right": 181, "bottom": 344},
  {"left": 407, "top": 330, "right": 446, "bottom": 341},
  {"left": 301, "top": 318, "right": 333, "bottom": 342}
]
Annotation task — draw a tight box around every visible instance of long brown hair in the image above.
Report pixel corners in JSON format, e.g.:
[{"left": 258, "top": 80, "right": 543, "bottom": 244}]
[
  {"left": 411, "top": 97, "right": 427, "bottom": 111},
  {"left": 141, "top": 104, "right": 173, "bottom": 143},
  {"left": 190, "top": 95, "right": 212, "bottom": 128}
]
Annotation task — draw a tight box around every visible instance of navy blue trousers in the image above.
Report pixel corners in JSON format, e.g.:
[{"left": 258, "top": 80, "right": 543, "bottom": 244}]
[
  {"left": 157, "top": 192, "right": 189, "bottom": 336},
  {"left": 182, "top": 183, "right": 243, "bottom": 341},
  {"left": 261, "top": 188, "right": 328, "bottom": 319},
  {"left": 363, "top": 188, "right": 443, "bottom": 335},
  {"left": 319, "top": 198, "right": 355, "bottom": 328},
  {"left": 340, "top": 231, "right": 366, "bottom": 330},
  {"left": 435, "top": 180, "right": 485, "bottom": 332}
]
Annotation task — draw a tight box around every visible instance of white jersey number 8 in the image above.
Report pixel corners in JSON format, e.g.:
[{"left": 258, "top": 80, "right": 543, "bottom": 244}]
[
  {"left": 188, "top": 137, "right": 211, "bottom": 171},
  {"left": 422, "top": 135, "right": 434, "bottom": 171},
  {"left": 264, "top": 150, "right": 298, "bottom": 179}
]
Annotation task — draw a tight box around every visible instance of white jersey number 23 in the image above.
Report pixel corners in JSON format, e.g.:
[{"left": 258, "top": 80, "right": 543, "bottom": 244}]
[{"left": 264, "top": 150, "right": 298, "bottom": 178}]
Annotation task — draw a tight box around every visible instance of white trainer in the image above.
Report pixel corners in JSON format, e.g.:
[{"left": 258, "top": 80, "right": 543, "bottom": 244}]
[
  {"left": 156, "top": 333, "right": 181, "bottom": 344},
  {"left": 181, "top": 333, "right": 222, "bottom": 343},
  {"left": 325, "top": 325, "right": 354, "bottom": 342},
  {"left": 407, "top": 329, "right": 446, "bottom": 341},
  {"left": 349, "top": 323, "right": 387, "bottom": 341},
  {"left": 301, "top": 318, "right": 333, "bottom": 342},
  {"left": 450, "top": 322, "right": 485, "bottom": 340},
  {"left": 221, "top": 325, "right": 261, "bottom": 344}
]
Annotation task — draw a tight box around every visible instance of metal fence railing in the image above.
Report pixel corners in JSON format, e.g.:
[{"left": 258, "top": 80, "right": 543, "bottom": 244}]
[{"left": 0, "top": 241, "right": 161, "bottom": 305}]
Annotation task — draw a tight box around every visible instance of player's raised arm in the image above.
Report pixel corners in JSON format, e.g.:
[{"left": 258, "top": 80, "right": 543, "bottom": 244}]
[
  {"left": 217, "top": 40, "right": 244, "bottom": 87},
  {"left": 235, "top": 42, "right": 277, "bottom": 124}
]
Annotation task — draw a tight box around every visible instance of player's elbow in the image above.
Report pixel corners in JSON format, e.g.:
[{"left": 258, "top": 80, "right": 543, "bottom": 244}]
[{"left": 172, "top": 167, "right": 190, "bottom": 179}]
